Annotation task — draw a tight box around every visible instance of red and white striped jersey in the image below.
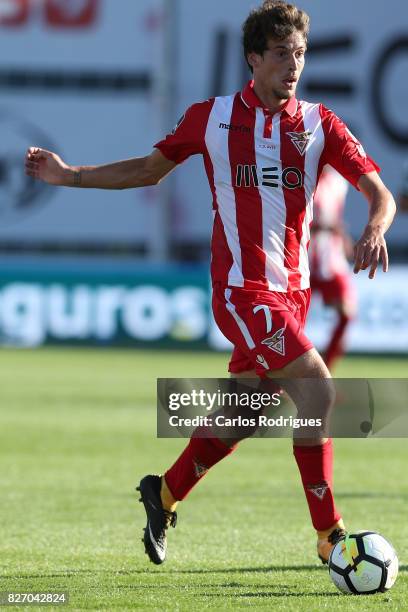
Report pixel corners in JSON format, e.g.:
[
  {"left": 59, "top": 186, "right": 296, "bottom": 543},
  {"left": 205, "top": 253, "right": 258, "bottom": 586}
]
[
  {"left": 155, "top": 80, "right": 379, "bottom": 292},
  {"left": 309, "top": 165, "right": 350, "bottom": 280}
]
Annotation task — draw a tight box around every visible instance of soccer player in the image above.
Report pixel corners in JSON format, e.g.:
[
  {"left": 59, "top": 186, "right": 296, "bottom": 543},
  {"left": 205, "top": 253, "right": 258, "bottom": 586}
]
[
  {"left": 25, "top": 1, "right": 395, "bottom": 566},
  {"left": 309, "top": 165, "right": 357, "bottom": 371}
]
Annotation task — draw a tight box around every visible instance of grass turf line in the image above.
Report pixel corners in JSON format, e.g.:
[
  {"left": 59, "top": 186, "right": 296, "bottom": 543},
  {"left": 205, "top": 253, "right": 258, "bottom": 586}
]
[{"left": 0, "top": 348, "right": 407, "bottom": 610}]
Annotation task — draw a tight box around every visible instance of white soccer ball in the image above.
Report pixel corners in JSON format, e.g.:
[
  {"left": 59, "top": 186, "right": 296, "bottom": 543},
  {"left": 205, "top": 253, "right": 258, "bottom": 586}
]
[{"left": 328, "top": 531, "right": 398, "bottom": 595}]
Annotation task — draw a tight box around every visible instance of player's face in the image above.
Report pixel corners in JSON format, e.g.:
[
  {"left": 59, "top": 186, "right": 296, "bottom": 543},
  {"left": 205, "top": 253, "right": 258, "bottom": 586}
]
[{"left": 249, "top": 31, "right": 306, "bottom": 101}]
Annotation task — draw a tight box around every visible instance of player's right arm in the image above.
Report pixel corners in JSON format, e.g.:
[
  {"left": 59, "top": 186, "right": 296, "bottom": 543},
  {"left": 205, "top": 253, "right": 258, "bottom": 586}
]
[
  {"left": 24, "top": 147, "right": 176, "bottom": 189},
  {"left": 25, "top": 99, "right": 213, "bottom": 190}
]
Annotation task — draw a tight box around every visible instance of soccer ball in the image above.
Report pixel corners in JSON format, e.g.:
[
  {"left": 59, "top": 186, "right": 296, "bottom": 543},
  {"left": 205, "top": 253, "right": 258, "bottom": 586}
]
[{"left": 328, "top": 531, "right": 398, "bottom": 594}]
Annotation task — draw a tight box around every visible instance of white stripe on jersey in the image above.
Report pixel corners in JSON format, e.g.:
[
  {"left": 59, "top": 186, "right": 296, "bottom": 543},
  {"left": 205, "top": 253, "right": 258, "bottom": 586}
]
[
  {"left": 254, "top": 108, "right": 289, "bottom": 291},
  {"left": 224, "top": 288, "right": 255, "bottom": 349},
  {"left": 298, "top": 102, "right": 325, "bottom": 289},
  {"left": 205, "top": 95, "right": 244, "bottom": 287}
]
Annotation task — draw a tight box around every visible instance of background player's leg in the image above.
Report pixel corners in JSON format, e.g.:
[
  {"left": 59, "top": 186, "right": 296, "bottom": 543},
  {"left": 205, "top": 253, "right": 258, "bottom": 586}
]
[
  {"left": 324, "top": 301, "right": 354, "bottom": 371},
  {"left": 322, "top": 275, "right": 357, "bottom": 372}
]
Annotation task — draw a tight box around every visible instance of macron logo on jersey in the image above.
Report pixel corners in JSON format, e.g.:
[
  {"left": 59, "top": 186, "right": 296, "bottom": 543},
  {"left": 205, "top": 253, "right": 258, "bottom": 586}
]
[
  {"left": 219, "top": 122, "right": 251, "bottom": 134},
  {"left": 256, "top": 354, "right": 269, "bottom": 369},
  {"left": 286, "top": 130, "right": 312, "bottom": 156}
]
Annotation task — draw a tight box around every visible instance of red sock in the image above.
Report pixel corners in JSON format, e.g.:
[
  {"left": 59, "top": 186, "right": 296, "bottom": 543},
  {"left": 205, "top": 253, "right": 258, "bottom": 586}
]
[
  {"left": 325, "top": 313, "right": 351, "bottom": 370},
  {"left": 165, "top": 427, "right": 237, "bottom": 500},
  {"left": 293, "top": 439, "right": 341, "bottom": 531}
]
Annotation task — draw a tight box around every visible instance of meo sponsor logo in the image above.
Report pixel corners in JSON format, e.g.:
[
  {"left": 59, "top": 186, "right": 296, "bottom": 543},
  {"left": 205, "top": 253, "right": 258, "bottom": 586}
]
[{"left": 235, "top": 164, "right": 303, "bottom": 189}]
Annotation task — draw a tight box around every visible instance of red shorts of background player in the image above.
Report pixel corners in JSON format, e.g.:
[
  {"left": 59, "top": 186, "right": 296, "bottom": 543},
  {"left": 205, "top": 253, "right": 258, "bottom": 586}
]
[
  {"left": 310, "top": 273, "right": 356, "bottom": 309},
  {"left": 212, "top": 282, "right": 313, "bottom": 377}
]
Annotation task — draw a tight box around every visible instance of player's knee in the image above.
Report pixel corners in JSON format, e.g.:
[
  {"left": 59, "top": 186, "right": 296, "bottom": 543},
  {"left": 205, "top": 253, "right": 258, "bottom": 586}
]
[
  {"left": 318, "top": 378, "right": 337, "bottom": 411},
  {"left": 289, "top": 347, "right": 331, "bottom": 379}
]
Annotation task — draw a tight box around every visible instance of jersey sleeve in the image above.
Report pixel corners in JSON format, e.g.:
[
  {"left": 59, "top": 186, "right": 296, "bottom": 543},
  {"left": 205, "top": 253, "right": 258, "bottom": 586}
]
[
  {"left": 154, "top": 99, "right": 214, "bottom": 165},
  {"left": 320, "top": 105, "right": 380, "bottom": 190}
]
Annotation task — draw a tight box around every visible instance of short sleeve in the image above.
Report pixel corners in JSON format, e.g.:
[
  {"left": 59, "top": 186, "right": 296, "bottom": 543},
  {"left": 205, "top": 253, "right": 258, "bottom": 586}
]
[
  {"left": 320, "top": 105, "right": 380, "bottom": 190},
  {"left": 154, "top": 99, "right": 214, "bottom": 165}
]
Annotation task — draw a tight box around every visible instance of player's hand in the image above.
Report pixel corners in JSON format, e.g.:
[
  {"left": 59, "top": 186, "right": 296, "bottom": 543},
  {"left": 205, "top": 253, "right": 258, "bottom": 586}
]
[
  {"left": 353, "top": 226, "right": 388, "bottom": 279},
  {"left": 25, "top": 147, "right": 71, "bottom": 186}
]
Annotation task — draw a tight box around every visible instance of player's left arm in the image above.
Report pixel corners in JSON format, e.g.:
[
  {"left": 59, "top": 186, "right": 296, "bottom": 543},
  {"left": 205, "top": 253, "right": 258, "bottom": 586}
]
[{"left": 354, "top": 171, "right": 396, "bottom": 279}]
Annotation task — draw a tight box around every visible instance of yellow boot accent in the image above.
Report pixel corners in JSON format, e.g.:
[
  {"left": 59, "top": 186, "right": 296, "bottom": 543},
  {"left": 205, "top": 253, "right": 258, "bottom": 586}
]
[
  {"left": 160, "top": 475, "right": 178, "bottom": 513},
  {"left": 317, "top": 519, "right": 346, "bottom": 564}
]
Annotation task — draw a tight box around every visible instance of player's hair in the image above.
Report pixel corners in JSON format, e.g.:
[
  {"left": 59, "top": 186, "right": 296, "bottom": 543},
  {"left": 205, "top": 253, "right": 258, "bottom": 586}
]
[{"left": 242, "top": 1, "right": 310, "bottom": 71}]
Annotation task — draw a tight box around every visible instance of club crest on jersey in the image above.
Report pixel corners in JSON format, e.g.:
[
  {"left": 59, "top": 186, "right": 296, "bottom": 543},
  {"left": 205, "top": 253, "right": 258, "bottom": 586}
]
[
  {"left": 286, "top": 130, "right": 312, "bottom": 156},
  {"left": 261, "top": 328, "right": 285, "bottom": 356}
]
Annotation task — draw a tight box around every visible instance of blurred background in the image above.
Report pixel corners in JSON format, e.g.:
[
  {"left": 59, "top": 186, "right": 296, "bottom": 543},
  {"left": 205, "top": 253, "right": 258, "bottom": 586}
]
[{"left": 0, "top": 0, "right": 407, "bottom": 356}]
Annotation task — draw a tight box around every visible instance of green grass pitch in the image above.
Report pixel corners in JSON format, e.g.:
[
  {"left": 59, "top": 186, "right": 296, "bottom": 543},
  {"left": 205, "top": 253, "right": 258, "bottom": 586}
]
[{"left": 0, "top": 348, "right": 407, "bottom": 610}]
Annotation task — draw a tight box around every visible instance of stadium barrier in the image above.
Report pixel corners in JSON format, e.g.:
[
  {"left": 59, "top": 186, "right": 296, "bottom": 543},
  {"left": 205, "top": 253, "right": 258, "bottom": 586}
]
[{"left": 0, "top": 260, "right": 407, "bottom": 353}]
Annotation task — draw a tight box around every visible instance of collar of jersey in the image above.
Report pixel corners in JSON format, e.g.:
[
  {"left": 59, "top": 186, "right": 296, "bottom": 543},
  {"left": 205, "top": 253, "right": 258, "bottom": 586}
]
[{"left": 240, "top": 80, "right": 298, "bottom": 117}]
